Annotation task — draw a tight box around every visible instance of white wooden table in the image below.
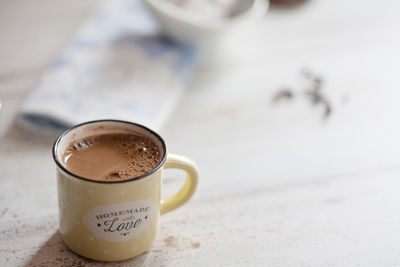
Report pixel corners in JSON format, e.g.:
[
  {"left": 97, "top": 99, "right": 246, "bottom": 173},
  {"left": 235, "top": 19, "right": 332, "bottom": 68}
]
[{"left": 1, "top": 0, "right": 400, "bottom": 266}]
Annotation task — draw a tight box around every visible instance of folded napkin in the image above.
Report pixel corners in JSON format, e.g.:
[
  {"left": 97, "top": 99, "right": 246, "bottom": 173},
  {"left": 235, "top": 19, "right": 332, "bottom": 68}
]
[{"left": 18, "top": 0, "right": 197, "bottom": 135}]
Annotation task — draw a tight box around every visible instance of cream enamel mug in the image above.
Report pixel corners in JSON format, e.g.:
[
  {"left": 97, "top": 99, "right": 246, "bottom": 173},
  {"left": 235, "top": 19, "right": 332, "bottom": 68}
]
[{"left": 52, "top": 120, "right": 199, "bottom": 261}]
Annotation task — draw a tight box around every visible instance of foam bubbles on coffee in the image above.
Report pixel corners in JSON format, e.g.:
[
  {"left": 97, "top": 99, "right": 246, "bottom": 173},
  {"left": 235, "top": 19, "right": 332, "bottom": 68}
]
[{"left": 63, "top": 133, "right": 162, "bottom": 181}]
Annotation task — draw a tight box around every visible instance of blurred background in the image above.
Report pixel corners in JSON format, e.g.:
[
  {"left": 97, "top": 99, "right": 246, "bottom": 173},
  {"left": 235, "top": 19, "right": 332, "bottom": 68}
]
[{"left": 1, "top": 0, "right": 400, "bottom": 266}]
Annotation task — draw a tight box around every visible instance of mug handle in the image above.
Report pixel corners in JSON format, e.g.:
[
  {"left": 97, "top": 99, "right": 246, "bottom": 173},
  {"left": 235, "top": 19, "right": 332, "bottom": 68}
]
[{"left": 160, "top": 153, "right": 199, "bottom": 215}]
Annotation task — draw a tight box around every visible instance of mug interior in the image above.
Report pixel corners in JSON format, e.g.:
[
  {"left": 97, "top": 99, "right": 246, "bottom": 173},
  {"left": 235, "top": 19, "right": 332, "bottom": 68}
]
[{"left": 53, "top": 120, "right": 167, "bottom": 183}]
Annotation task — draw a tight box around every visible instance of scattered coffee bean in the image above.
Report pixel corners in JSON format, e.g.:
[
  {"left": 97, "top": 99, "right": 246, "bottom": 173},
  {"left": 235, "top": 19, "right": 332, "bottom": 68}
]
[
  {"left": 272, "top": 88, "right": 294, "bottom": 102},
  {"left": 272, "top": 68, "right": 333, "bottom": 120},
  {"left": 303, "top": 69, "right": 332, "bottom": 119}
]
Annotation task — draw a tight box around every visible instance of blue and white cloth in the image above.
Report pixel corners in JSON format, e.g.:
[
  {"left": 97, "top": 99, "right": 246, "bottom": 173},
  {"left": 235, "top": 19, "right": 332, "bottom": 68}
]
[{"left": 18, "top": 0, "right": 197, "bottom": 134}]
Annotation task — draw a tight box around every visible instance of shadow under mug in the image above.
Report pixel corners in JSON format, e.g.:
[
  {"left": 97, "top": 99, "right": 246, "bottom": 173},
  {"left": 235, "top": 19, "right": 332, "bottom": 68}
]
[{"left": 52, "top": 120, "right": 199, "bottom": 261}]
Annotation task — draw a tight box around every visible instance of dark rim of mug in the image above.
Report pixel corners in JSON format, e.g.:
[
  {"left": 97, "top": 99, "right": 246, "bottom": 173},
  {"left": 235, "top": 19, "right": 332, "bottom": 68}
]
[{"left": 52, "top": 119, "right": 167, "bottom": 184}]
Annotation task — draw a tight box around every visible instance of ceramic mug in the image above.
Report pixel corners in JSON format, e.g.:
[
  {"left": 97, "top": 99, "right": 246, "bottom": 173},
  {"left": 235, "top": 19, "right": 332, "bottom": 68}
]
[{"left": 52, "top": 120, "right": 199, "bottom": 261}]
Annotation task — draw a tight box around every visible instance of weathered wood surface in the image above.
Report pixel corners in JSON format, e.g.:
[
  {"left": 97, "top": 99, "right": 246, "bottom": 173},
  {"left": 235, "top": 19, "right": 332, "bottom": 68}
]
[{"left": 1, "top": 0, "right": 400, "bottom": 266}]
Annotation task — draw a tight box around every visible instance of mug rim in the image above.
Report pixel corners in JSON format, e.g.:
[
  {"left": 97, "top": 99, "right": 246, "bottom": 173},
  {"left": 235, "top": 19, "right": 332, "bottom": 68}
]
[{"left": 52, "top": 119, "right": 167, "bottom": 184}]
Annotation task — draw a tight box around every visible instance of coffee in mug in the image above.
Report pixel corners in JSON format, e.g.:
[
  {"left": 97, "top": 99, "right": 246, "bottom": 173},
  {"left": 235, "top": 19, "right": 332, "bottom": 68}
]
[{"left": 63, "top": 133, "right": 162, "bottom": 181}]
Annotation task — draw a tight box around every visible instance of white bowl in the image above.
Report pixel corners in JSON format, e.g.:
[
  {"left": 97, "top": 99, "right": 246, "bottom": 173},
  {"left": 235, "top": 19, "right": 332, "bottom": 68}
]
[{"left": 144, "top": 0, "right": 269, "bottom": 45}]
